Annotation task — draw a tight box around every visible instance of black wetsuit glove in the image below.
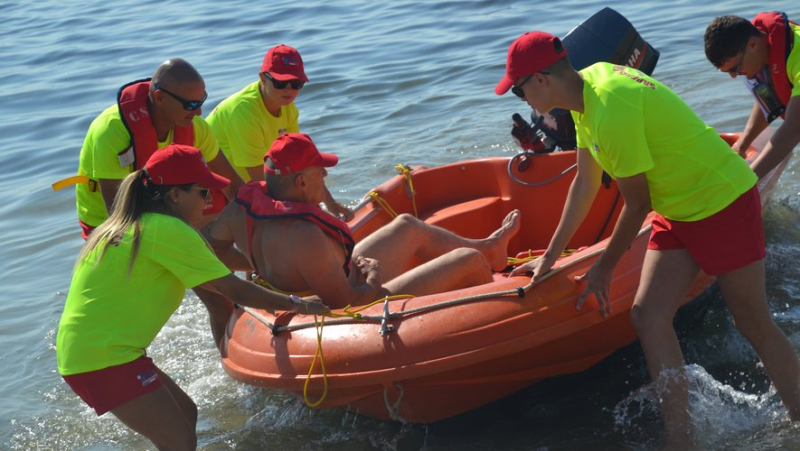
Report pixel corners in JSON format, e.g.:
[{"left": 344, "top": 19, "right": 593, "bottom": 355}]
[{"left": 511, "top": 113, "right": 545, "bottom": 153}]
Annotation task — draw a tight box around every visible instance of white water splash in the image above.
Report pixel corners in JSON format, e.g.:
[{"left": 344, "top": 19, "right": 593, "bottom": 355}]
[{"left": 613, "top": 364, "right": 789, "bottom": 450}]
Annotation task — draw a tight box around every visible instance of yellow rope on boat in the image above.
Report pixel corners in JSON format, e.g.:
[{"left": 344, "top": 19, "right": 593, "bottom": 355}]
[
  {"left": 302, "top": 294, "right": 415, "bottom": 408},
  {"left": 365, "top": 165, "right": 418, "bottom": 220},
  {"left": 394, "top": 164, "right": 418, "bottom": 218},
  {"left": 303, "top": 315, "right": 328, "bottom": 407},
  {"left": 507, "top": 249, "right": 576, "bottom": 266},
  {"left": 366, "top": 191, "right": 399, "bottom": 218}
]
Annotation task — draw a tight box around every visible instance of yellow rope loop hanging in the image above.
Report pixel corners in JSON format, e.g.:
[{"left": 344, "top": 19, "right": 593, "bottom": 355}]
[
  {"left": 366, "top": 191, "right": 399, "bottom": 218},
  {"left": 303, "top": 315, "right": 328, "bottom": 407},
  {"left": 394, "top": 164, "right": 418, "bottom": 218},
  {"left": 302, "top": 294, "right": 414, "bottom": 408}
]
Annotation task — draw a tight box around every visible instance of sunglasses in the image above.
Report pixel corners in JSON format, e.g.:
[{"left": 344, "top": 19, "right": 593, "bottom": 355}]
[
  {"left": 154, "top": 84, "right": 207, "bottom": 111},
  {"left": 511, "top": 71, "right": 549, "bottom": 99},
  {"left": 263, "top": 73, "right": 305, "bottom": 90},
  {"left": 721, "top": 44, "right": 750, "bottom": 76},
  {"left": 192, "top": 186, "right": 210, "bottom": 199}
]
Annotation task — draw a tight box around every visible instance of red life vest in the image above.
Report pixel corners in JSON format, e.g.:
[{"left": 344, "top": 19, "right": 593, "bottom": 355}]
[
  {"left": 235, "top": 182, "right": 355, "bottom": 276},
  {"left": 117, "top": 78, "right": 194, "bottom": 170},
  {"left": 752, "top": 11, "right": 796, "bottom": 118}
]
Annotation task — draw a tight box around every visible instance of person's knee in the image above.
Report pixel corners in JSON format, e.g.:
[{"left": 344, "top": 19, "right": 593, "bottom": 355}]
[
  {"left": 382, "top": 213, "right": 422, "bottom": 238},
  {"left": 395, "top": 213, "right": 418, "bottom": 225},
  {"left": 722, "top": 297, "right": 776, "bottom": 343},
  {"left": 389, "top": 213, "right": 422, "bottom": 230},
  {"left": 630, "top": 302, "right": 664, "bottom": 338},
  {"left": 452, "top": 248, "right": 491, "bottom": 275},
  {"left": 452, "top": 247, "right": 483, "bottom": 261},
  {"left": 731, "top": 314, "right": 776, "bottom": 344},
  {"left": 155, "top": 429, "right": 197, "bottom": 451}
]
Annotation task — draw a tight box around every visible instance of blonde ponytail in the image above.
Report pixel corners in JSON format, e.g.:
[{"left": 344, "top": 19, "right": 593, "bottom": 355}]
[{"left": 76, "top": 170, "right": 178, "bottom": 276}]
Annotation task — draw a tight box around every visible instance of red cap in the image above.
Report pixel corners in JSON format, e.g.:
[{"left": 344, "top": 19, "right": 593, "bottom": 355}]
[
  {"left": 495, "top": 31, "right": 568, "bottom": 95},
  {"left": 144, "top": 144, "right": 230, "bottom": 189},
  {"left": 260, "top": 44, "right": 309, "bottom": 82},
  {"left": 264, "top": 133, "right": 338, "bottom": 175}
]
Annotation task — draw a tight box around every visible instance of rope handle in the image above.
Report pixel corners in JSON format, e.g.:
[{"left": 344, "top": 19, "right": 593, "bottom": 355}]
[
  {"left": 302, "top": 295, "right": 414, "bottom": 408},
  {"left": 394, "top": 164, "right": 419, "bottom": 218}
]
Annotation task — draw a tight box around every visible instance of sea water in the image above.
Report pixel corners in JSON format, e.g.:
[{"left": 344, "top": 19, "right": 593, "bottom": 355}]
[{"left": 2, "top": 0, "right": 800, "bottom": 449}]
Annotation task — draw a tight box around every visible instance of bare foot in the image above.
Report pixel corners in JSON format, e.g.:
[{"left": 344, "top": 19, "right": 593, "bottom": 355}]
[{"left": 483, "top": 209, "right": 521, "bottom": 271}]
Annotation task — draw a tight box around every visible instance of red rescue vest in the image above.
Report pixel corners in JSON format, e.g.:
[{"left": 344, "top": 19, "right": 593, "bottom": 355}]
[
  {"left": 752, "top": 12, "right": 796, "bottom": 119},
  {"left": 235, "top": 182, "right": 355, "bottom": 276},
  {"left": 117, "top": 78, "right": 194, "bottom": 170},
  {"left": 51, "top": 79, "right": 196, "bottom": 194}
]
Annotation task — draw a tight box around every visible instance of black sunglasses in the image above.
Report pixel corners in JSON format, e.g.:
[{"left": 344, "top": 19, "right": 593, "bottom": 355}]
[
  {"left": 153, "top": 83, "right": 207, "bottom": 111},
  {"left": 192, "top": 186, "right": 210, "bottom": 199},
  {"left": 263, "top": 73, "right": 305, "bottom": 90},
  {"left": 722, "top": 47, "right": 748, "bottom": 75},
  {"left": 511, "top": 71, "right": 549, "bottom": 99}
]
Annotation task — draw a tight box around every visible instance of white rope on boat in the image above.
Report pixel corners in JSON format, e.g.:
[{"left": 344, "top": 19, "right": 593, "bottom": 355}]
[
  {"left": 383, "top": 384, "right": 407, "bottom": 423},
  {"left": 241, "top": 225, "right": 653, "bottom": 334}
]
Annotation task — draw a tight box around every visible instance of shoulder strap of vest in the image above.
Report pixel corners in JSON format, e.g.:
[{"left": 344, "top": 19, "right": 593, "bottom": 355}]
[
  {"left": 235, "top": 182, "right": 355, "bottom": 276},
  {"left": 117, "top": 78, "right": 153, "bottom": 170},
  {"left": 779, "top": 12, "right": 794, "bottom": 64},
  {"left": 117, "top": 78, "right": 195, "bottom": 170},
  {"left": 753, "top": 12, "right": 795, "bottom": 113}
]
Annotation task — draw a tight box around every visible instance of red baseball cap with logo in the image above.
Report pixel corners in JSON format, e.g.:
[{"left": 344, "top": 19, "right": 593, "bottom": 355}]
[
  {"left": 495, "top": 31, "right": 568, "bottom": 95},
  {"left": 144, "top": 144, "right": 230, "bottom": 189},
  {"left": 261, "top": 44, "right": 309, "bottom": 82},
  {"left": 264, "top": 133, "right": 338, "bottom": 175}
]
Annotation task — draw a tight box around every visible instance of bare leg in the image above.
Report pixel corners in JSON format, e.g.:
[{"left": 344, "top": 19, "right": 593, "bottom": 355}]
[
  {"left": 717, "top": 259, "right": 800, "bottom": 419},
  {"left": 193, "top": 286, "right": 234, "bottom": 350},
  {"left": 111, "top": 369, "right": 197, "bottom": 450},
  {"left": 630, "top": 248, "right": 701, "bottom": 449},
  {"left": 382, "top": 248, "right": 494, "bottom": 296},
  {"left": 355, "top": 210, "right": 521, "bottom": 277}
]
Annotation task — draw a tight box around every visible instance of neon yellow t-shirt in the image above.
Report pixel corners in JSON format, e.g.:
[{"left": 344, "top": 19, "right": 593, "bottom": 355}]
[
  {"left": 57, "top": 213, "right": 231, "bottom": 375},
  {"left": 572, "top": 63, "right": 757, "bottom": 222},
  {"left": 206, "top": 81, "right": 299, "bottom": 182},
  {"left": 787, "top": 24, "right": 800, "bottom": 97},
  {"left": 76, "top": 108, "right": 220, "bottom": 227}
]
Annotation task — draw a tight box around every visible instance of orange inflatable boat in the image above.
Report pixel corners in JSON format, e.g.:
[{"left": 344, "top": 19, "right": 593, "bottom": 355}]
[{"left": 220, "top": 129, "right": 790, "bottom": 423}]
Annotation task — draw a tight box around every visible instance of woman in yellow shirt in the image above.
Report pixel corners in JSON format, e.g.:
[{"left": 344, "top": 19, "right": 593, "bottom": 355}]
[{"left": 57, "top": 144, "right": 328, "bottom": 450}]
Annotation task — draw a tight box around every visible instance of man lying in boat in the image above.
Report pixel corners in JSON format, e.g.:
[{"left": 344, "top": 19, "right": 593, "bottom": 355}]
[{"left": 203, "top": 132, "right": 521, "bottom": 313}]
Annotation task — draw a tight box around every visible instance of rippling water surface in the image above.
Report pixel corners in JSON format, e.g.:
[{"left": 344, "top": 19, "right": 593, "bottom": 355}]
[{"left": 2, "top": 0, "right": 800, "bottom": 449}]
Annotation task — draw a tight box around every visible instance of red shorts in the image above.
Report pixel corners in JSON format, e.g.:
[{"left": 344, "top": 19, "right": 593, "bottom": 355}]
[
  {"left": 648, "top": 185, "right": 765, "bottom": 275},
  {"left": 78, "top": 220, "right": 95, "bottom": 240},
  {"left": 203, "top": 189, "right": 228, "bottom": 216},
  {"left": 62, "top": 356, "right": 163, "bottom": 416}
]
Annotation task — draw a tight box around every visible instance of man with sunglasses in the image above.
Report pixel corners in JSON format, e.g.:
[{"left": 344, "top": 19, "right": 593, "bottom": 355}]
[
  {"left": 498, "top": 31, "right": 800, "bottom": 448},
  {"left": 704, "top": 12, "right": 800, "bottom": 176},
  {"left": 207, "top": 44, "right": 354, "bottom": 221},
  {"left": 67, "top": 58, "right": 242, "bottom": 238}
]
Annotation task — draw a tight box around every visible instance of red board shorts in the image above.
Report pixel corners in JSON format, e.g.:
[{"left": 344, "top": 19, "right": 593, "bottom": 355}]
[
  {"left": 62, "top": 356, "right": 163, "bottom": 416},
  {"left": 648, "top": 185, "right": 765, "bottom": 275}
]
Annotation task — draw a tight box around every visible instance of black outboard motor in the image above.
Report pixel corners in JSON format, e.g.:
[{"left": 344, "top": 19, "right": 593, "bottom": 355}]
[{"left": 515, "top": 7, "right": 660, "bottom": 153}]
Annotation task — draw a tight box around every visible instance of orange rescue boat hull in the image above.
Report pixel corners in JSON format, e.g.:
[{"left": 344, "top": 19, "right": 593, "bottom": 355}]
[{"left": 220, "top": 130, "right": 789, "bottom": 423}]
